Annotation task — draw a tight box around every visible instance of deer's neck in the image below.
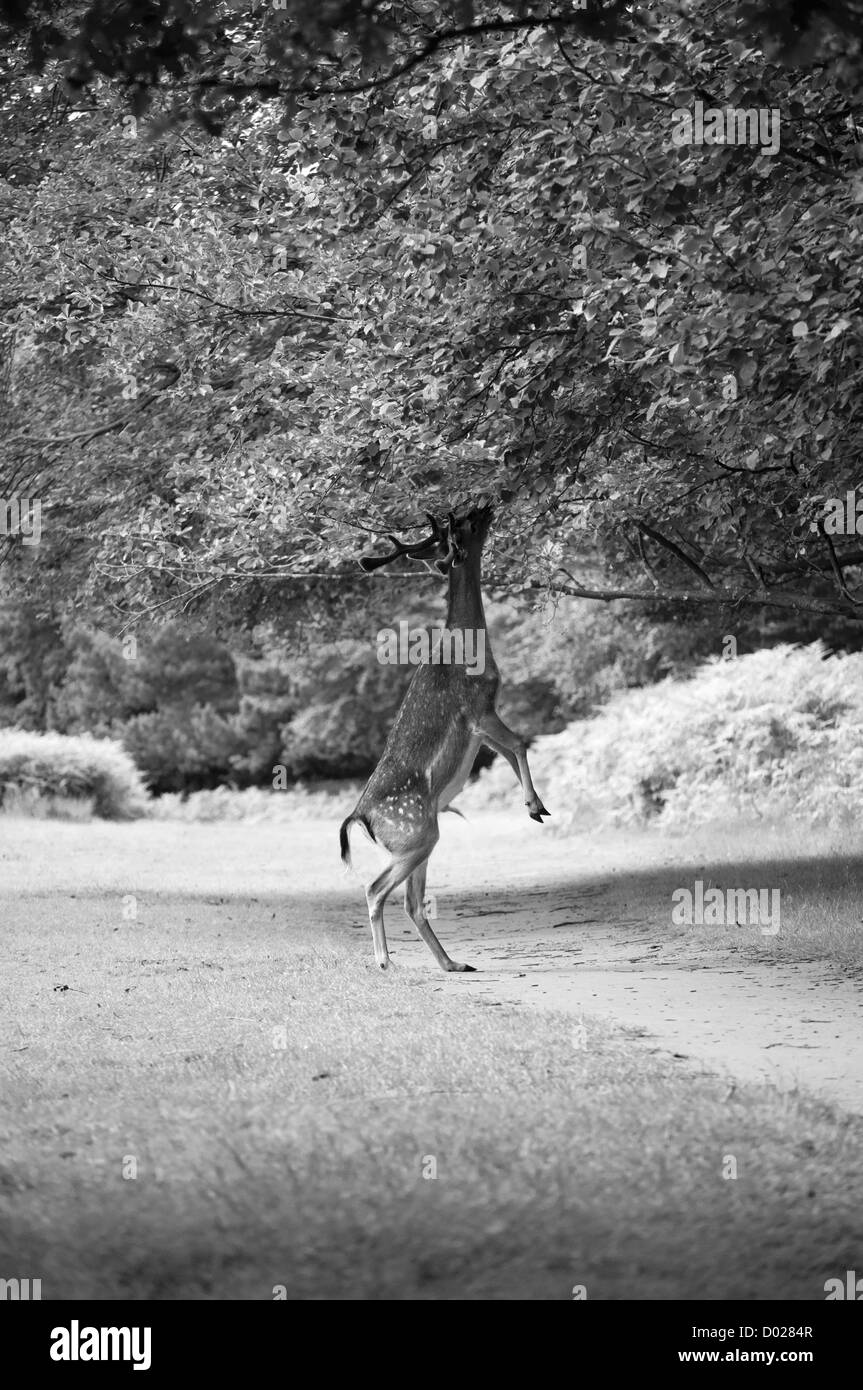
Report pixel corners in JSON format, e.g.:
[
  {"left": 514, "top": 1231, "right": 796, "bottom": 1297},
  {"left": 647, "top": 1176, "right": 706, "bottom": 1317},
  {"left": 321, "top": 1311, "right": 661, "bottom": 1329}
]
[{"left": 446, "top": 557, "right": 487, "bottom": 633}]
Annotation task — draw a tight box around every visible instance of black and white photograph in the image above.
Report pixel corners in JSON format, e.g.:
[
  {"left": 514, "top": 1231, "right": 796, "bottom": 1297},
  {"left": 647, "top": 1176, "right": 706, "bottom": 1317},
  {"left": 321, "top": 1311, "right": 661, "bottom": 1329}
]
[{"left": 1, "top": 0, "right": 862, "bottom": 1352}]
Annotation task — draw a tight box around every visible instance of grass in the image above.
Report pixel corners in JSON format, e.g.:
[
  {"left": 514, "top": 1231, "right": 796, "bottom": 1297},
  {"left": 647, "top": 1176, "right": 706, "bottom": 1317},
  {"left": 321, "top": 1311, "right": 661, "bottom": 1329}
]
[
  {"left": 590, "top": 819, "right": 863, "bottom": 976},
  {"left": 5, "top": 793, "right": 863, "bottom": 974},
  {"left": 1, "top": 817, "right": 862, "bottom": 1299}
]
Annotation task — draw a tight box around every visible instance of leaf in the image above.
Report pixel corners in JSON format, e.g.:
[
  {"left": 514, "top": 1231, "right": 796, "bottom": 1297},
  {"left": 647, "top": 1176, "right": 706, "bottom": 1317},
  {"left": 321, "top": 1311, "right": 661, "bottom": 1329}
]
[{"left": 826, "top": 318, "right": 850, "bottom": 341}]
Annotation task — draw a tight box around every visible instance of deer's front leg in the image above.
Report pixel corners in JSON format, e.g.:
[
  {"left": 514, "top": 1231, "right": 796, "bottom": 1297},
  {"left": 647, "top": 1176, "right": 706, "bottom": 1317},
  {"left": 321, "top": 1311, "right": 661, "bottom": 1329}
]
[{"left": 475, "top": 712, "right": 550, "bottom": 822}]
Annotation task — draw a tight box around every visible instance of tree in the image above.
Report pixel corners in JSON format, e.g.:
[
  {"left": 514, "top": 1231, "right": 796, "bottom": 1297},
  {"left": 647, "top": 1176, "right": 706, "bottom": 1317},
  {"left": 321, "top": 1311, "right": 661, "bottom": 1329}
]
[{"left": 1, "top": 0, "right": 862, "bottom": 633}]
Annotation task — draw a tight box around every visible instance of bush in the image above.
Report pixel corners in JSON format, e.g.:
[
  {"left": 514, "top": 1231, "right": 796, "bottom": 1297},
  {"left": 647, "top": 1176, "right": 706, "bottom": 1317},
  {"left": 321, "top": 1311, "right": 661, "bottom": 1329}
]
[
  {"left": 147, "top": 782, "right": 360, "bottom": 822},
  {"left": 0, "top": 729, "right": 149, "bottom": 819},
  {"left": 121, "top": 705, "right": 245, "bottom": 793},
  {"left": 0, "top": 786, "right": 96, "bottom": 820},
  {"left": 462, "top": 643, "right": 863, "bottom": 832}
]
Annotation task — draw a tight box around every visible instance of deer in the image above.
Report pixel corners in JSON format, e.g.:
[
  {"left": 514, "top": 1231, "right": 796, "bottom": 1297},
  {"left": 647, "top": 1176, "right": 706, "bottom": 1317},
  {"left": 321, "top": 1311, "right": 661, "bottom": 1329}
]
[{"left": 339, "top": 503, "right": 550, "bottom": 973}]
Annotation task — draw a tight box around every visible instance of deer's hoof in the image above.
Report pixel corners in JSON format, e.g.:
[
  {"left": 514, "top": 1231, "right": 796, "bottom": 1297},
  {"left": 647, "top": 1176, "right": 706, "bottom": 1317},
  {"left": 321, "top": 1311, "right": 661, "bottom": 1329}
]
[
  {"left": 447, "top": 961, "right": 476, "bottom": 972},
  {"left": 529, "top": 806, "right": 551, "bottom": 822}
]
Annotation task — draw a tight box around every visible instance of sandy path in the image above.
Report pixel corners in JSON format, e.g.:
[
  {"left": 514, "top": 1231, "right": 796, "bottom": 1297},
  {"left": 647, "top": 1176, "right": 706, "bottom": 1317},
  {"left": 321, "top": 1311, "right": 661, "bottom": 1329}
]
[{"left": 345, "top": 814, "right": 863, "bottom": 1115}]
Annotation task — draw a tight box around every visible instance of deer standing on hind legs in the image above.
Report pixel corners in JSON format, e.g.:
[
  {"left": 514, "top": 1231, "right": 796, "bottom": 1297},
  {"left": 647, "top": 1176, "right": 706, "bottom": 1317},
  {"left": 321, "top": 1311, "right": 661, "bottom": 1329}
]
[{"left": 339, "top": 503, "right": 550, "bottom": 973}]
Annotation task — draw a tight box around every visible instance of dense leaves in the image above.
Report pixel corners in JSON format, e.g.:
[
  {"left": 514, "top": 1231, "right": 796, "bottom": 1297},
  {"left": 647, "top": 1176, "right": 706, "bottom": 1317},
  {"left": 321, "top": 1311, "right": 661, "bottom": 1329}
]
[{"left": 1, "top": 0, "right": 862, "bottom": 630}]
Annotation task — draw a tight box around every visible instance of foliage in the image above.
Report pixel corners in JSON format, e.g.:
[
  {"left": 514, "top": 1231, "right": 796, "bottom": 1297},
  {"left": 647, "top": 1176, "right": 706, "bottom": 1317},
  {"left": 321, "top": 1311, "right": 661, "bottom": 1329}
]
[
  {"left": 464, "top": 641, "right": 863, "bottom": 829},
  {"left": 3, "top": 590, "right": 861, "bottom": 791},
  {"left": 227, "top": 648, "right": 296, "bottom": 781},
  {"left": 0, "top": 599, "right": 73, "bottom": 728},
  {"left": 0, "top": 727, "right": 148, "bottom": 816},
  {"left": 0, "top": 1, "right": 861, "bottom": 635},
  {"left": 0, "top": 615, "right": 257, "bottom": 790},
  {"left": 278, "top": 627, "right": 430, "bottom": 777},
  {"left": 120, "top": 703, "right": 243, "bottom": 792},
  {"left": 147, "top": 780, "right": 359, "bottom": 821}
]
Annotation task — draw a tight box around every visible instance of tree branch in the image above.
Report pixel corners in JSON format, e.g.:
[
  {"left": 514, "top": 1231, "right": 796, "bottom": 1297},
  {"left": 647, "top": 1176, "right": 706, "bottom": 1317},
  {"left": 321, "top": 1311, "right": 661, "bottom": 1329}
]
[
  {"left": 638, "top": 521, "right": 714, "bottom": 588},
  {"left": 187, "top": 12, "right": 602, "bottom": 102},
  {"left": 508, "top": 576, "right": 860, "bottom": 621},
  {"left": 3, "top": 393, "right": 160, "bottom": 452}
]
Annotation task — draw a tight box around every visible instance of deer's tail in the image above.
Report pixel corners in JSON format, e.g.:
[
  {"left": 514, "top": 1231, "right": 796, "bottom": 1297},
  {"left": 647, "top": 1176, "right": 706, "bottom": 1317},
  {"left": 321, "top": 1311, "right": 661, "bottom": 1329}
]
[{"left": 339, "top": 813, "right": 375, "bottom": 868}]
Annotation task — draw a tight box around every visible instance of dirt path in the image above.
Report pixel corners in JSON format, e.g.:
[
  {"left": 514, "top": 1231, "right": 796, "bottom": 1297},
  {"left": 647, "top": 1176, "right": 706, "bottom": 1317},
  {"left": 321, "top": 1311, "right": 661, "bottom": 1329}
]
[
  {"left": 3, "top": 812, "right": 860, "bottom": 1115},
  {"left": 345, "top": 814, "right": 863, "bottom": 1115}
]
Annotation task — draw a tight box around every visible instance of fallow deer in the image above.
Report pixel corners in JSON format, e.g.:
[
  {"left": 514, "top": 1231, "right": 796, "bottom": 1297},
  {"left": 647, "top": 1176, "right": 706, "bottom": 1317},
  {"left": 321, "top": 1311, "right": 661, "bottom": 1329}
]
[{"left": 339, "top": 504, "right": 549, "bottom": 972}]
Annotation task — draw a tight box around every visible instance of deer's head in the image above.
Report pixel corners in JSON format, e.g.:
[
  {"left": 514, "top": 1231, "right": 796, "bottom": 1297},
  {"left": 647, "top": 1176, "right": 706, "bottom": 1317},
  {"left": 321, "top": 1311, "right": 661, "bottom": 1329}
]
[{"left": 359, "top": 504, "right": 493, "bottom": 576}]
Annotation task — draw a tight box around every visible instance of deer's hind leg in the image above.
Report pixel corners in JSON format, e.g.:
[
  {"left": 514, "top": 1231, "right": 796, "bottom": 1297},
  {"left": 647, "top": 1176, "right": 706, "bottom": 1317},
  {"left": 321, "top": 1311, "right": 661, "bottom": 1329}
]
[
  {"left": 365, "top": 822, "right": 439, "bottom": 971},
  {"left": 404, "top": 857, "right": 475, "bottom": 973}
]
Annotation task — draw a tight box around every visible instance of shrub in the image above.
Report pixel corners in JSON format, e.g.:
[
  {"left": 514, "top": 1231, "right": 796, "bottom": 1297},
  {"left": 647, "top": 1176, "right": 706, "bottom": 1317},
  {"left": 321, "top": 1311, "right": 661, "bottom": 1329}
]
[
  {"left": 0, "top": 786, "right": 96, "bottom": 820},
  {"left": 462, "top": 643, "right": 863, "bottom": 832},
  {"left": 121, "top": 705, "right": 245, "bottom": 793},
  {"left": 0, "top": 729, "right": 149, "bottom": 819},
  {"left": 147, "top": 782, "right": 360, "bottom": 822}
]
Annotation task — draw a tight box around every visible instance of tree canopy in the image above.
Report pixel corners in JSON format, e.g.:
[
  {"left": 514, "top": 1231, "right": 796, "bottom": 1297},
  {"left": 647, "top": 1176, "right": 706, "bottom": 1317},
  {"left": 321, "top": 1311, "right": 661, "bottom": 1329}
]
[{"left": 2, "top": 0, "right": 862, "bottom": 630}]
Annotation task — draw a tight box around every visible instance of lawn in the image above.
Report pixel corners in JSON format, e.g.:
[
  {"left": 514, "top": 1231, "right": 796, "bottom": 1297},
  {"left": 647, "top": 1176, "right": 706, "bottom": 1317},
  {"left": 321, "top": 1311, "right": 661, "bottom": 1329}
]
[{"left": 1, "top": 817, "right": 861, "bottom": 1299}]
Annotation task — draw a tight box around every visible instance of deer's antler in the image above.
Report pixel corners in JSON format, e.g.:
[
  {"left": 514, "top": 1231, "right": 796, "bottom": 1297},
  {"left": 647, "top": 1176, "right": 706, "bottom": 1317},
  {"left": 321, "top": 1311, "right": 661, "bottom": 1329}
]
[{"left": 359, "top": 513, "right": 448, "bottom": 572}]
